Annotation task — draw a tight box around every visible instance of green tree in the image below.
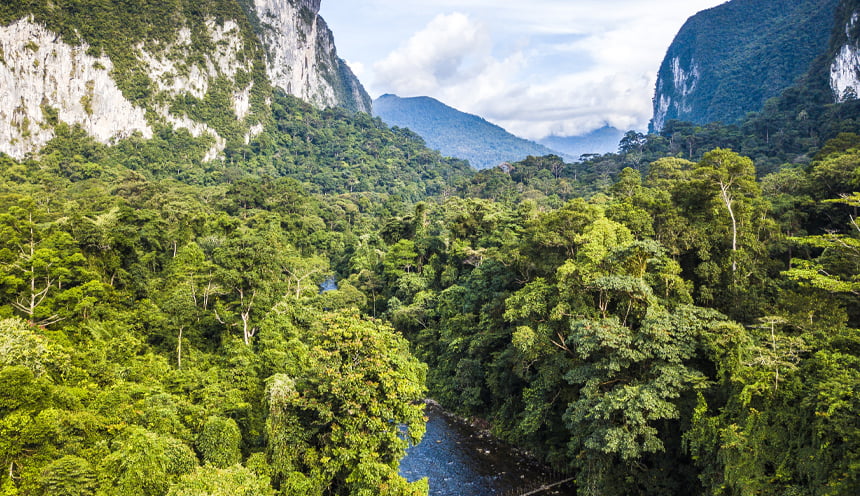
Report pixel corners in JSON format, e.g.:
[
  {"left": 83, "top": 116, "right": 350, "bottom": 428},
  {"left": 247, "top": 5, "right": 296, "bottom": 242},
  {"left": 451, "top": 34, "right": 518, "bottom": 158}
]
[
  {"left": 671, "top": 149, "right": 774, "bottom": 318},
  {"left": 506, "top": 212, "right": 707, "bottom": 494},
  {"left": 38, "top": 455, "right": 98, "bottom": 496},
  {"left": 99, "top": 426, "right": 197, "bottom": 496},
  {"left": 197, "top": 416, "right": 241, "bottom": 468},
  {"left": 211, "top": 222, "right": 293, "bottom": 345},
  {"left": 784, "top": 193, "right": 860, "bottom": 296},
  {"left": 167, "top": 465, "right": 275, "bottom": 496},
  {"left": 693, "top": 148, "right": 759, "bottom": 273},
  {"left": 264, "top": 309, "right": 427, "bottom": 495},
  {"left": 0, "top": 199, "right": 96, "bottom": 325}
]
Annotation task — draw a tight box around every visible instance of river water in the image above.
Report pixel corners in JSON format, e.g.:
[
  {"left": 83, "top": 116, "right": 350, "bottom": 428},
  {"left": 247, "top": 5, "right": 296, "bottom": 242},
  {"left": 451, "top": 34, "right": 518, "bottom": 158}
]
[
  {"left": 399, "top": 404, "right": 575, "bottom": 496},
  {"left": 318, "top": 279, "right": 574, "bottom": 495}
]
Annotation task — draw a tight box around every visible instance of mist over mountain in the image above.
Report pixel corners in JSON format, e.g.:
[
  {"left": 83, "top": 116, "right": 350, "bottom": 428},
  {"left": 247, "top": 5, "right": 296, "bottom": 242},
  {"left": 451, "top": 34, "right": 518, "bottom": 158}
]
[
  {"left": 372, "top": 94, "right": 561, "bottom": 170},
  {"left": 538, "top": 126, "right": 625, "bottom": 160}
]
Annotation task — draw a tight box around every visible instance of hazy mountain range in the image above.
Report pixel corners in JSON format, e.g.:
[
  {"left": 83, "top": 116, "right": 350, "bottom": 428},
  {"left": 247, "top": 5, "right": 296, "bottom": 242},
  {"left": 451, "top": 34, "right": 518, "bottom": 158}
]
[{"left": 372, "top": 94, "right": 565, "bottom": 170}]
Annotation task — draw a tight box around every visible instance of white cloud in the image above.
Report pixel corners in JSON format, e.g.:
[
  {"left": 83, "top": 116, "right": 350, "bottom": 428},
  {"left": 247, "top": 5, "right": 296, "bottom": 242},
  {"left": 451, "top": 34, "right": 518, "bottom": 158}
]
[
  {"left": 372, "top": 13, "right": 493, "bottom": 95},
  {"left": 343, "top": 59, "right": 367, "bottom": 80},
  {"left": 324, "top": 0, "right": 728, "bottom": 138},
  {"left": 370, "top": 10, "right": 654, "bottom": 138}
]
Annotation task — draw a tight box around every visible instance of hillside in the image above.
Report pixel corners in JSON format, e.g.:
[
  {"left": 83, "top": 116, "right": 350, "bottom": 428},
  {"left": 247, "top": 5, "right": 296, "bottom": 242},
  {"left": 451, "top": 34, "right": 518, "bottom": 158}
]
[
  {"left": 650, "top": 0, "right": 840, "bottom": 130},
  {"left": 647, "top": 0, "right": 860, "bottom": 173},
  {"left": 0, "top": 0, "right": 370, "bottom": 160},
  {"left": 373, "top": 94, "right": 560, "bottom": 170}
]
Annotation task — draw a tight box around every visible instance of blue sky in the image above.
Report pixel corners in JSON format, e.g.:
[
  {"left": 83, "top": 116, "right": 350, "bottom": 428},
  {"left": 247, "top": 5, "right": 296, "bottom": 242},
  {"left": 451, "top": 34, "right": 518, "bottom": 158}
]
[{"left": 320, "top": 0, "right": 727, "bottom": 139}]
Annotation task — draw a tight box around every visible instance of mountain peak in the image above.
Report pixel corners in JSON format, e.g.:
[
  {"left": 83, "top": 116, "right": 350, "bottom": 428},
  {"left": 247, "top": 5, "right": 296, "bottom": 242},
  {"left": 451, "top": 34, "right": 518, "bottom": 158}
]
[
  {"left": 651, "top": 0, "right": 840, "bottom": 131},
  {"left": 372, "top": 94, "right": 559, "bottom": 169},
  {"left": 252, "top": 0, "right": 370, "bottom": 113}
]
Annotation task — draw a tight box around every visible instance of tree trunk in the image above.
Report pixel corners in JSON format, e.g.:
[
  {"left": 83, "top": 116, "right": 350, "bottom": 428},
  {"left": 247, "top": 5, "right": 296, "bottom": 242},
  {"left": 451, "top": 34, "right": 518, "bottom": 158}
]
[
  {"left": 177, "top": 326, "right": 183, "bottom": 370},
  {"left": 719, "top": 180, "right": 738, "bottom": 272}
]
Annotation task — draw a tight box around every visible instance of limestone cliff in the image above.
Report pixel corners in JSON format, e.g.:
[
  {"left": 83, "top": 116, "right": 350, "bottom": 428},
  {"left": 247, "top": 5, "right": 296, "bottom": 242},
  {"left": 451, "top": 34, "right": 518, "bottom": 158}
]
[
  {"left": 252, "top": 0, "right": 371, "bottom": 113},
  {"left": 829, "top": 1, "right": 860, "bottom": 101},
  {"left": 0, "top": 0, "right": 369, "bottom": 160},
  {"left": 0, "top": 18, "right": 151, "bottom": 159}
]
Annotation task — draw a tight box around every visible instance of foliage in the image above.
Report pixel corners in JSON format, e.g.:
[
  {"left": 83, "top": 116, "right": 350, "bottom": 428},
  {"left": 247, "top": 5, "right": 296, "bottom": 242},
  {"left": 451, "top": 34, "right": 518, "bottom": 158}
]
[
  {"left": 0, "top": 115, "right": 433, "bottom": 494},
  {"left": 258, "top": 94, "right": 473, "bottom": 199},
  {"left": 0, "top": 5, "right": 859, "bottom": 495},
  {"left": 166, "top": 465, "right": 275, "bottom": 496},
  {"left": 359, "top": 139, "right": 859, "bottom": 495},
  {"left": 263, "top": 309, "right": 427, "bottom": 494},
  {"left": 196, "top": 416, "right": 241, "bottom": 468}
]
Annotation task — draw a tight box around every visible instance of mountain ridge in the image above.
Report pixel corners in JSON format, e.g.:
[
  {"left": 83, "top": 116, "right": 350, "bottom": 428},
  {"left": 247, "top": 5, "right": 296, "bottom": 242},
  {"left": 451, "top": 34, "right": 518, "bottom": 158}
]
[
  {"left": 651, "top": 0, "right": 840, "bottom": 131},
  {"left": 372, "top": 94, "right": 562, "bottom": 170},
  {"left": 538, "top": 126, "right": 625, "bottom": 160}
]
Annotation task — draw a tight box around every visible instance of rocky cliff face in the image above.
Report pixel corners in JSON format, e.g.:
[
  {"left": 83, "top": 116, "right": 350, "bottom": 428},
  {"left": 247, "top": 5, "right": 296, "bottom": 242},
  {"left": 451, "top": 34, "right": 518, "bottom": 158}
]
[
  {"left": 139, "top": 17, "right": 257, "bottom": 161},
  {"left": 0, "top": 16, "right": 254, "bottom": 161},
  {"left": 0, "top": 0, "right": 369, "bottom": 160},
  {"left": 829, "top": 1, "right": 860, "bottom": 101},
  {"left": 252, "top": 0, "right": 370, "bottom": 113},
  {"left": 651, "top": 0, "right": 840, "bottom": 131},
  {"left": 651, "top": 56, "right": 700, "bottom": 132},
  {"left": 0, "top": 18, "right": 152, "bottom": 159}
]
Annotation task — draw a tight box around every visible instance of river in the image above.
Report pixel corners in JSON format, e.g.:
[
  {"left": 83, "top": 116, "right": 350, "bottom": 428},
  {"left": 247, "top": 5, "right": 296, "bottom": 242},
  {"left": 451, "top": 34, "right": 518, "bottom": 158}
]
[
  {"left": 318, "top": 279, "right": 574, "bottom": 495},
  {"left": 399, "top": 403, "right": 575, "bottom": 496}
]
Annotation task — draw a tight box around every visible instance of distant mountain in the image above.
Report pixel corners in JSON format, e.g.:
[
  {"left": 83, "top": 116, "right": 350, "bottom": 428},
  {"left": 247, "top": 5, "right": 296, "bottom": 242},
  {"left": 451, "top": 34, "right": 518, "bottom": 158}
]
[
  {"left": 651, "top": 0, "right": 840, "bottom": 131},
  {"left": 372, "top": 94, "right": 559, "bottom": 170},
  {"left": 538, "top": 126, "right": 625, "bottom": 160}
]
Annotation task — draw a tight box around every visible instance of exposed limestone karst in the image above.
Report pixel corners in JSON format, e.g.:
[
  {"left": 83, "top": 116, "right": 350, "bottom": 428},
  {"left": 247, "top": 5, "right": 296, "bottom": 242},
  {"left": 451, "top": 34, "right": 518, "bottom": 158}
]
[
  {"left": 0, "top": 0, "right": 370, "bottom": 160},
  {"left": 0, "top": 18, "right": 152, "bottom": 159},
  {"left": 830, "top": 10, "right": 860, "bottom": 101},
  {"left": 253, "top": 0, "right": 370, "bottom": 113}
]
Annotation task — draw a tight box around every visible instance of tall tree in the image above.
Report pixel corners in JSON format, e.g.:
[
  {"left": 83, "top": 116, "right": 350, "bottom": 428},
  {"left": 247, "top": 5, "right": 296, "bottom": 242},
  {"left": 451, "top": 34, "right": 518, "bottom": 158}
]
[{"left": 0, "top": 198, "right": 97, "bottom": 326}]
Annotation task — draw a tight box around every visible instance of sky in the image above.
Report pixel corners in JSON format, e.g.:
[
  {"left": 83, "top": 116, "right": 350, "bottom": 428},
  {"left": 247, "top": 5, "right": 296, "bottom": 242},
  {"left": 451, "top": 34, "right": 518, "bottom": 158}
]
[{"left": 319, "top": 0, "right": 728, "bottom": 140}]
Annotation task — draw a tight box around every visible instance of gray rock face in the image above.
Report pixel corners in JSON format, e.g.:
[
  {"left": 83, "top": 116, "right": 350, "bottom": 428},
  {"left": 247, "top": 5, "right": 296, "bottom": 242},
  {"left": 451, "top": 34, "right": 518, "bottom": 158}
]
[
  {"left": 651, "top": 56, "right": 700, "bottom": 133},
  {"left": 0, "top": 0, "right": 370, "bottom": 160},
  {"left": 830, "top": 5, "right": 860, "bottom": 102},
  {"left": 650, "top": 0, "right": 839, "bottom": 132},
  {"left": 252, "top": 0, "right": 371, "bottom": 113},
  {"left": 0, "top": 18, "right": 152, "bottom": 159}
]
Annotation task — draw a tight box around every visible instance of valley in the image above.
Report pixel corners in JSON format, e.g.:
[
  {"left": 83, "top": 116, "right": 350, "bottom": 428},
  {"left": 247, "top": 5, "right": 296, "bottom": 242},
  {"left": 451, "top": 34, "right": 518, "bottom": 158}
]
[{"left": 0, "top": 1, "right": 858, "bottom": 496}]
